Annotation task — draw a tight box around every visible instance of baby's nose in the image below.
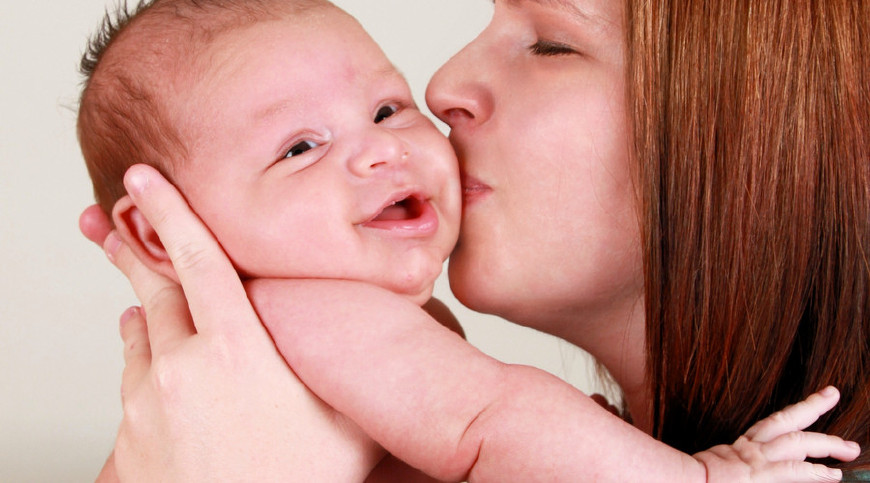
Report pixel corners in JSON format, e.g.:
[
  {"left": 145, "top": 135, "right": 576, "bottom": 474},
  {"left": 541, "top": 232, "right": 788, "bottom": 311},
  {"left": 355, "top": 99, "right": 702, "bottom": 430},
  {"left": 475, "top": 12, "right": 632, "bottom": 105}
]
[{"left": 347, "top": 129, "right": 408, "bottom": 178}]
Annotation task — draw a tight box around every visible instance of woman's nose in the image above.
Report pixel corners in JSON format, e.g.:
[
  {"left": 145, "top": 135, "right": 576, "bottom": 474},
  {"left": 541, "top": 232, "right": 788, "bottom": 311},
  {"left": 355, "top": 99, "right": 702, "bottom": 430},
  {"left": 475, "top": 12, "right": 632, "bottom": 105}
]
[
  {"left": 347, "top": 128, "right": 408, "bottom": 178},
  {"left": 425, "top": 32, "right": 495, "bottom": 131}
]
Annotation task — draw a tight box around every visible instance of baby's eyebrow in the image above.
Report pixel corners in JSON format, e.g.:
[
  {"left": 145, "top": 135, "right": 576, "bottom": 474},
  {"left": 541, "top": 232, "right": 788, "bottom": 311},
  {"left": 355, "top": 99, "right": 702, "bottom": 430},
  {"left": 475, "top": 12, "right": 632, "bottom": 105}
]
[
  {"left": 252, "top": 67, "right": 409, "bottom": 123},
  {"left": 374, "top": 65, "right": 408, "bottom": 83},
  {"left": 254, "top": 98, "right": 297, "bottom": 123},
  {"left": 360, "top": 65, "right": 412, "bottom": 95}
]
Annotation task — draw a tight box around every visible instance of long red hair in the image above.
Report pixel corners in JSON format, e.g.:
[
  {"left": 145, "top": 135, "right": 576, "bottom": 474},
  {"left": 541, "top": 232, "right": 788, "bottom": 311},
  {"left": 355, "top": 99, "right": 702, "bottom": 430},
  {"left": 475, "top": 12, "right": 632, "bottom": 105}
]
[{"left": 626, "top": 0, "right": 869, "bottom": 469}]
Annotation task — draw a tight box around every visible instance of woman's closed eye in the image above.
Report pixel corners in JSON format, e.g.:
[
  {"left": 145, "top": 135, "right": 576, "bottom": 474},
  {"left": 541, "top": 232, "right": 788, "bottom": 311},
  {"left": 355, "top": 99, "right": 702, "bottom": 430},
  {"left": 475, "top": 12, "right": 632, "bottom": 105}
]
[{"left": 529, "top": 40, "right": 579, "bottom": 57}]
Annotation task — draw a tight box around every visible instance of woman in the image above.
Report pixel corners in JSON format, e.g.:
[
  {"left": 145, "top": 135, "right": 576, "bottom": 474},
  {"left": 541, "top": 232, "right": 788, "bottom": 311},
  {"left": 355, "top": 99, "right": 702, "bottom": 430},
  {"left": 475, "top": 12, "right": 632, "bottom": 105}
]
[{"left": 83, "top": 0, "right": 869, "bottom": 479}]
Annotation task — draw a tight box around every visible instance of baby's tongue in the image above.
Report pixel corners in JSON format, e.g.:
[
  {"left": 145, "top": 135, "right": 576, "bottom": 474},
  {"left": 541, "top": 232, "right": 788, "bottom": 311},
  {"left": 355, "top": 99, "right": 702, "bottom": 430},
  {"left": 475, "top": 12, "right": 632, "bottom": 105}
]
[{"left": 374, "top": 203, "right": 411, "bottom": 221}]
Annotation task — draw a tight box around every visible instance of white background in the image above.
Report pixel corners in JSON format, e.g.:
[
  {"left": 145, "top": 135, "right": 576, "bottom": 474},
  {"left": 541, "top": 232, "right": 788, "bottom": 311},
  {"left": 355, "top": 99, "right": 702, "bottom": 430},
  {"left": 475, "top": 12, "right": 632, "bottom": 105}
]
[{"left": 0, "top": 1, "right": 599, "bottom": 480}]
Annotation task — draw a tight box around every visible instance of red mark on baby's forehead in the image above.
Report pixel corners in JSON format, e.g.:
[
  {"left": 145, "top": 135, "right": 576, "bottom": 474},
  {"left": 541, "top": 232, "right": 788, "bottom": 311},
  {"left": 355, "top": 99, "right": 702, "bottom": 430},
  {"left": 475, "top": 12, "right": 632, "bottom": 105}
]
[{"left": 340, "top": 63, "right": 357, "bottom": 83}]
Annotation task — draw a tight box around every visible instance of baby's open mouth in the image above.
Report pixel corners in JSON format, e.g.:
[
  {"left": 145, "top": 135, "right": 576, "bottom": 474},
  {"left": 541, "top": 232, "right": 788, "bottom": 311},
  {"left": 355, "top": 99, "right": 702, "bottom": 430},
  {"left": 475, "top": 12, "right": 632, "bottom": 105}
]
[
  {"left": 371, "top": 196, "right": 425, "bottom": 222},
  {"left": 361, "top": 194, "right": 439, "bottom": 236}
]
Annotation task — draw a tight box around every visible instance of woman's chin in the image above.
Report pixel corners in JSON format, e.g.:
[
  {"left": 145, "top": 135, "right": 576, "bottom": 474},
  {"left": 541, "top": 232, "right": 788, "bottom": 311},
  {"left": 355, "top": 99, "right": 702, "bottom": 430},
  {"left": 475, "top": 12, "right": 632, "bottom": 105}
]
[{"left": 446, "top": 257, "right": 500, "bottom": 315}]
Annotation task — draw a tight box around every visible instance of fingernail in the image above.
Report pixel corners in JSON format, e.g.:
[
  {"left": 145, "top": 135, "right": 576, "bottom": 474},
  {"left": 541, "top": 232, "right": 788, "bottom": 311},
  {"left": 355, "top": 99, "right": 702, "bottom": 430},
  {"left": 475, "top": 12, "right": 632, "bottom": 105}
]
[
  {"left": 120, "top": 306, "right": 140, "bottom": 327},
  {"left": 848, "top": 441, "right": 861, "bottom": 451},
  {"left": 104, "top": 231, "right": 121, "bottom": 263},
  {"left": 829, "top": 468, "right": 843, "bottom": 481},
  {"left": 821, "top": 386, "right": 837, "bottom": 396},
  {"left": 125, "top": 169, "right": 149, "bottom": 195}
]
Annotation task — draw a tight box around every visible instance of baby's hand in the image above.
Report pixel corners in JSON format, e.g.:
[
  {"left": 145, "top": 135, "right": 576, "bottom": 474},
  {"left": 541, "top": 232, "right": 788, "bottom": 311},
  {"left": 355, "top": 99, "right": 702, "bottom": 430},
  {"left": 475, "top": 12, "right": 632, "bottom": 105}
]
[{"left": 694, "top": 386, "right": 860, "bottom": 482}]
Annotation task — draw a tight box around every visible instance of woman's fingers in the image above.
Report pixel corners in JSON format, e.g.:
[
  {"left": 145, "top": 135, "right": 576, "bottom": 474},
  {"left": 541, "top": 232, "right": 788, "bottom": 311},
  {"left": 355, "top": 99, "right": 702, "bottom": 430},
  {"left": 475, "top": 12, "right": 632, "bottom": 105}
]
[
  {"left": 123, "top": 164, "right": 258, "bottom": 337},
  {"left": 81, "top": 201, "right": 195, "bottom": 351},
  {"left": 79, "top": 204, "right": 113, "bottom": 246},
  {"left": 120, "top": 307, "right": 150, "bottom": 365},
  {"left": 744, "top": 387, "right": 841, "bottom": 443},
  {"left": 105, "top": 230, "right": 196, "bottom": 353},
  {"left": 119, "top": 306, "right": 151, "bottom": 404},
  {"left": 81, "top": 197, "right": 197, "bottom": 354}
]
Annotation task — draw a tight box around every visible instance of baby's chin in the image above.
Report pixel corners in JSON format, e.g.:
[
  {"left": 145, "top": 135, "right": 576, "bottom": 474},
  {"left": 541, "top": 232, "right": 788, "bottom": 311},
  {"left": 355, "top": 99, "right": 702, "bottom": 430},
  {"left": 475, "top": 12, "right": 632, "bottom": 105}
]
[
  {"left": 235, "top": 252, "right": 445, "bottom": 306},
  {"left": 385, "top": 262, "right": 443, "bottom": 306},
  {"left": 398, "top": 282, "right": 437, "bottom": 307}
]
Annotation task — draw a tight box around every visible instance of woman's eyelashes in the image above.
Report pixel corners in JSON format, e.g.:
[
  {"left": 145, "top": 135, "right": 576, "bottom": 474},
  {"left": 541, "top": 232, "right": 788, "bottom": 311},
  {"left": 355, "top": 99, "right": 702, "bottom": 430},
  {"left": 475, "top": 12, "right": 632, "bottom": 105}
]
[{"left": 529, "top": 39, "right": 579, "bottom": 57}]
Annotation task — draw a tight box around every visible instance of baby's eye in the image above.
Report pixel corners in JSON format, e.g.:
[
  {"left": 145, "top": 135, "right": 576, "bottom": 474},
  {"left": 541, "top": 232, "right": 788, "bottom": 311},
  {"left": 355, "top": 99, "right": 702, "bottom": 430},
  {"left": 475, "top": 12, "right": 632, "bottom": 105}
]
[
  {"left": 374, "top": 105, "right": 398, "bottom": 124},
  {"left": 529, "top": 40, "right": 578, "bottom": 57},
  {"left": 284, "top": 140, "right": 319, "bottom": 158}
]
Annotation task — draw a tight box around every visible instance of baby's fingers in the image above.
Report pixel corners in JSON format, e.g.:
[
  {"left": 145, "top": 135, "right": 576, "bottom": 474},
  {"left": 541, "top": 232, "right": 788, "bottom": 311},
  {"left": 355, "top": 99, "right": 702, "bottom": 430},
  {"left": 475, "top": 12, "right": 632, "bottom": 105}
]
[
  {"left": 745, "top": 386, "right": 841, "bottom": 443},
  {"left": 761, "top": 461, "right": 844, "bottom": 483},
  {"left": 761, "top": 431, "right": 861, "bottom": 463}
]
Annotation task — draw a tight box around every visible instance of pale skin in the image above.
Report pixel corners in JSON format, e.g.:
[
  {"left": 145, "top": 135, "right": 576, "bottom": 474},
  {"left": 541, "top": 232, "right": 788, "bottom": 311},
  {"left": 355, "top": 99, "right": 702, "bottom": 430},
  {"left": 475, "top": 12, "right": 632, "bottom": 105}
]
[
  {"left": 111, "top": 7, "right": 461, "bottom": 304},
  {"left": 435, "top": 0, "right": 649, "bottom": 426},
  {"left": 82, "top": 0, "right": 860, "bottom": 481},
  {"left": 92, "top": 5, "right": 459, "bottom": 480},
  {"left": 90, "top": 167, "right": 858, "bottom": 482}
]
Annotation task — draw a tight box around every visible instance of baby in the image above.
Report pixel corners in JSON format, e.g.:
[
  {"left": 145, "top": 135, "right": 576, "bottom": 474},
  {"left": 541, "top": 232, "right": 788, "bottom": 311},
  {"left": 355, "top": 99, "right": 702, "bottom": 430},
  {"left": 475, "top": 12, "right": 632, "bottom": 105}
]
[
  {"left": 79, "top": 0, "right": 460, "bottom": 308},
  {"left": 77, "top": 0, "right": 858, "bottom": 480}
]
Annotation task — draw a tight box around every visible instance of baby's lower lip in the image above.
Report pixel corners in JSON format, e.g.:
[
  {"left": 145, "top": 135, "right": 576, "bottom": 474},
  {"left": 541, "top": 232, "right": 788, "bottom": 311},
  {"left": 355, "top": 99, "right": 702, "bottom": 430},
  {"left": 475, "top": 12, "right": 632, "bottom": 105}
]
[{"left": 361, "top": 199, "right": 440, "bottom": 237}]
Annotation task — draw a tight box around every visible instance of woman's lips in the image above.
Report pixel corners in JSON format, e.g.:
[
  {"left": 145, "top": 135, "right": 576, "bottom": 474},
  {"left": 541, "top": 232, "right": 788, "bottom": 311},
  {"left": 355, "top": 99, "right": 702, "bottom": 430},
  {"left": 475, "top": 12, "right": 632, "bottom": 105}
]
[{"left": 461, "top": 173, "right": 491, "bottom": 205}]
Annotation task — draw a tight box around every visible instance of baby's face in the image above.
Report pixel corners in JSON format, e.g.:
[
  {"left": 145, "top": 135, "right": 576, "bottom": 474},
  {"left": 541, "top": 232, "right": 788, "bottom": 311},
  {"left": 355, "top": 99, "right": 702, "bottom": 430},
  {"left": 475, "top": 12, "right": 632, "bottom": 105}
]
[{"left": 170, "top": 7, "right": 460, "bottom": 303}]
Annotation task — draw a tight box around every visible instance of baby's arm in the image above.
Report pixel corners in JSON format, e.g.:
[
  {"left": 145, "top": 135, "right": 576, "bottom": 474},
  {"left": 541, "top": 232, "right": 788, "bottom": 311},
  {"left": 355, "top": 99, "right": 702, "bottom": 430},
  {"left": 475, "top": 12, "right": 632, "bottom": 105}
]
[
  {"left": 250, "top": 278, "right": 700, "bottom": 481},
  {"left": 248, "top": 279, "right": 858, "bottom": 482}
]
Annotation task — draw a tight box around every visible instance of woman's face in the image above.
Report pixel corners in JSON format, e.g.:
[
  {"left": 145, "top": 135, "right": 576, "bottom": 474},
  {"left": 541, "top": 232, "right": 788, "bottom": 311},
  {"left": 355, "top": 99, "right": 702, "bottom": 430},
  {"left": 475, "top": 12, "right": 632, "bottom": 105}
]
[{"left": 426, "top": 0, "right": 642, "bottom": 336}]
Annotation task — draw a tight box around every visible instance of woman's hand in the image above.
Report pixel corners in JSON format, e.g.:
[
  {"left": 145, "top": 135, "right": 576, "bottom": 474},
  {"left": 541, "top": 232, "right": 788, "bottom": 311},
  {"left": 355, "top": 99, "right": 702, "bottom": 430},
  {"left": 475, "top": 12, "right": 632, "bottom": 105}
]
[{"left": 83, "top": 164, "right": 382, "bottom": 481}]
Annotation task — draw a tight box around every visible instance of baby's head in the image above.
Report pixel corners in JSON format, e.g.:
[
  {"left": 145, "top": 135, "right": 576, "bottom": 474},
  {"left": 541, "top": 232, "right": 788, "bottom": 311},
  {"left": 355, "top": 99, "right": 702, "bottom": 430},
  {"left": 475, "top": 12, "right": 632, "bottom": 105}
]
[
  {"left": 79, "top": 0, "right": 327, "bottom": 216},
  {"left": 78, "top": 0, "right": 461, "bottom": 303}
]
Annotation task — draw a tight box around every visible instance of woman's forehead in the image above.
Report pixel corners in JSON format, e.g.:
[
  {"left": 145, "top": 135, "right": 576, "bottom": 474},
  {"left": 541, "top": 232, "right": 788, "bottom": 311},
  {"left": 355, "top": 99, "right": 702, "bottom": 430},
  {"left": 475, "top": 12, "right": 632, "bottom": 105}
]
[{"left": 496, "top": 0, "right": 623, "bottom": 29}]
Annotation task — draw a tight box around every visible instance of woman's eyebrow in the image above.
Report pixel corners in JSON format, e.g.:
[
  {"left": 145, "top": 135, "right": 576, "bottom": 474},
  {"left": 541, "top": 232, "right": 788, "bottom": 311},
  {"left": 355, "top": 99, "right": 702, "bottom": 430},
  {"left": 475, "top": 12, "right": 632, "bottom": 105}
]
[{"left": 494, "top": 0, "right": 611, "bottom": 28}]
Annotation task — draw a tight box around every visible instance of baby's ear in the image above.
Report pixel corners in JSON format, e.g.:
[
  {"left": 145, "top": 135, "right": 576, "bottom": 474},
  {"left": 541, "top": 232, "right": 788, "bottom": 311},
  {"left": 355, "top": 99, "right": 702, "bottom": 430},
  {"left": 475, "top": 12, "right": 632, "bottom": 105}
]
[{"left": 112, "top": 196, "right": 180, "bottom": 284}]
